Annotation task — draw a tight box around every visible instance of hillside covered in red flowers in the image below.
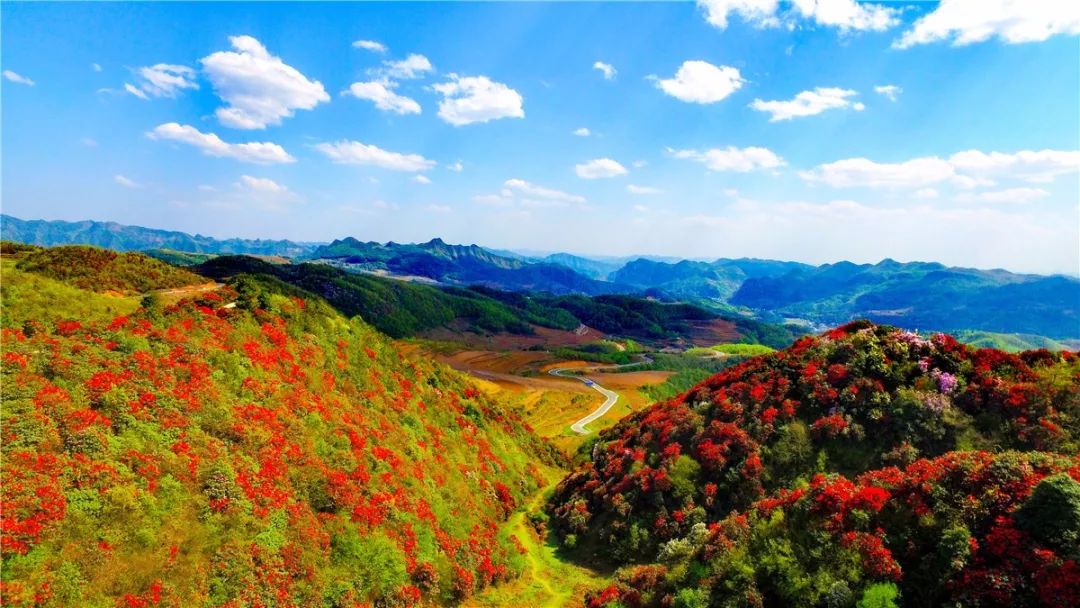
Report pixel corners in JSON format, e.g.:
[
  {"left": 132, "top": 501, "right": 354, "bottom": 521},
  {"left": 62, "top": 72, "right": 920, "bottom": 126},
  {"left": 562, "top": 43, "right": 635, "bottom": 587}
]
[
  {"left": 1, "top": 250, "right": 560, "bottom": 607},
  {"left": 548, "top": 321, "right": 1080, "bottom": 607}
]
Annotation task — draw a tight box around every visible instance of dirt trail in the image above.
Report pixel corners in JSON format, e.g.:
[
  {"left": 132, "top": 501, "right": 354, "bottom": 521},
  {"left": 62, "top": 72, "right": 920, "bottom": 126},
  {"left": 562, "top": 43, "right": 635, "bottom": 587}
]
[
  {"left": 467, "top": 473, "right": 604, "bottom": 607},
  {"left": 152, "top": 282, "right": 222, "bottom": 297}
]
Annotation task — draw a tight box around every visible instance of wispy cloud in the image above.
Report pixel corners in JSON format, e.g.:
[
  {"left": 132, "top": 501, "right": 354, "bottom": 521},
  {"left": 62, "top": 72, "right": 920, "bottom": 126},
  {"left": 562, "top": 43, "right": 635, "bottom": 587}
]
[
  {"left": 147, "top": 123, "right": 296, "bottom": 164},
  {"left": 314, "top": 140, "right": 436, "bottom": 171},
  {"left": 750, "top": 87, "right": 864, "bottom": 121},
  {"left": 593, "top": 61, "right": 616, "bottom": 80},
  {"left": 3, "top": 70, "right": 35, "bottom": 86}
]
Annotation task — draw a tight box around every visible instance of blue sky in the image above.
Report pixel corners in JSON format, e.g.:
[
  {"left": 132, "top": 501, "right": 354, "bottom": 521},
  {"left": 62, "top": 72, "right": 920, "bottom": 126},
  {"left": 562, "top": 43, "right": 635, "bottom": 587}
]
[{"left": 2, "top": 1, "right": 1078, "bottom": 274}]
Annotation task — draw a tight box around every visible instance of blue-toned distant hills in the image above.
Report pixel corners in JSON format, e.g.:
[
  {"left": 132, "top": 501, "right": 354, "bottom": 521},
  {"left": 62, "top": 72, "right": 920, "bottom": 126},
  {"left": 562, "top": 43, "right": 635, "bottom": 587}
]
[
  {"left": 4, "top": 214, "right": 1077, "bottom": 341},
  {"left": 1, "top": 214, "right": 317, "bottom": 258}
]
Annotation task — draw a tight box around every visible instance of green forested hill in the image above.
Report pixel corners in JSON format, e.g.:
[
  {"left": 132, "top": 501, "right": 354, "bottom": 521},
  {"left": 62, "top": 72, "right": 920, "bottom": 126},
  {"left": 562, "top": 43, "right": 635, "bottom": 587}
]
[{"left": 194, "top": 256, "right": 800, "bottom": 347}]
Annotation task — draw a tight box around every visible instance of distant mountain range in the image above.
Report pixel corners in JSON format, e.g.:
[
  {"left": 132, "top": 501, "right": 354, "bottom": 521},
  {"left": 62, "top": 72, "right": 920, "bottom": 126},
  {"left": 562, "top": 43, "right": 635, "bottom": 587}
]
[
  {"left": 4, "top": 214, "right": 1077, "bottom": 339},
  {"left": 192, "top": 254, "right": 798, "bottom": 347},
  {"left": 610, "top": 258, "right": 811, "bottom": 304},
  {"left": 729, "top": 259, "right": 1080, "bottom": 339},
  {"left": 0, "top": 214, "right": 318, "bottom": 257},
  {"left": 307, "top": 237, "right": 624, "bottom": 295}
]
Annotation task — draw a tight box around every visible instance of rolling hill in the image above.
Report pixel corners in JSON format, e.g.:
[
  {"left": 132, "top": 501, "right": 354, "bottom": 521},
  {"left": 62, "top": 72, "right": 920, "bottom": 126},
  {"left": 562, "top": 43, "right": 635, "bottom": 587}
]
[
  {"left": 548, "top": 320, "right": 1079, "bottom": 606},
  {"left": 3, "top": 244, "right": 1078, "bottom": 607},
  {"left": 7, "top": 243, "right": 205, "bottom": 295},
  {"left": 193, "top": 255, "right": 800, "bottom": 347},
  {"left": 0, "top": 245, "right": 561, "bottom": 606}
]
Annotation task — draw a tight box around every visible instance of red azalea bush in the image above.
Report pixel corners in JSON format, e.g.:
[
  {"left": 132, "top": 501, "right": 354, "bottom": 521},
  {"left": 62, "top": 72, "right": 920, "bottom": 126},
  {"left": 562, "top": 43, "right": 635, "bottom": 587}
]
[
  {"left": 584, "top": 450, "right": 1080, "bottom": 607},
  {"left": 1, "top": 270, "right": 559, "bottom": 607},
  {"left": 549, "top": 321, "right": 1079, "bottom": 564}
]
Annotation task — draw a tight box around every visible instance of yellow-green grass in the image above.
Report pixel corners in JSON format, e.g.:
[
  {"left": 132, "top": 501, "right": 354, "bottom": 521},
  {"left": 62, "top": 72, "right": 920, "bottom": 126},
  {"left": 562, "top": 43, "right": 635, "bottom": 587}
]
[{"left": 1, "top": 258, "right": 140, "bottom": 329}]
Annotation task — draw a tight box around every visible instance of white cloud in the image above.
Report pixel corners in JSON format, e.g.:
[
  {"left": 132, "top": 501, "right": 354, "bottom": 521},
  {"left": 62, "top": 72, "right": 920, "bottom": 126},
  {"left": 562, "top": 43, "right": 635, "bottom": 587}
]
[
  {"left": 632, "top": 160, "right": 648, "bottom": 168},
  {"left": 237, "top": 175, "right": 287, "bottom": 193},
  {"left": 698, "top": 0, "right": 780, "bottom": 29},
  {"left": 874, "top": 84, "right": 902, "bottom": 101},
  {"left": 789, "top": 0, "right": 899, "bottom": 32},
  {"left": 750, "top": 87, "right": 863, "bottom": 121},
  {"left": 412, "top": 174, "right": 432, "bottom": 184},
  {"left": 633, "top": 204, "right": 650, "bottom": 213},
  {"left": 573, "top": 127, "right": 591, "bottom": 137},
  {"left": 914, "top": 187, "right": 939, "bottom": 199},
  {"left": 895, "top": 0, "right": 1080, "bottom": 48},
  {"left": 575, "top": 158, "right": 628, "bottom": 179},
  {"left": 344, "top": 80, "right": 421, "bottom": 114},
  {"left": 123, "top": 83, "right": 150, "bottom": 100},
  {"left": 91, "top": 63, "right": 102, "bottom": 72},
  {"left": 82, "top": 138, "right": 98, "bottom": 147},
  {"left": 800, "top": 156, "right": 955, "bottom": 188},
  {"left": 353, "top": 39, "right": 387, "bottom": 53},
  {"left": 948, "top": 149, "right": 1080, "bottom": 183},
  {"left": 432, "top": 74, "right": 524, "bottom": 126},
  {"left": 503, "top": 178, "right": 585, "bottom": 203},
  {"left": 424, "top": 204, "right": 451, "bottom": 213},
  {"left": 627, "top": 184, "right": 662, "bottom": 195},
  {"left": 593, "top": 61, "right": 617, "bottom": 80},
  {"left": 201, "top": 35, "right": 330, "bottom": 129},
  {"left": 668, "top": 145, "right": 786, "bottom": 172},
  {"left": 126, "top": 64, "right": 198, "bottom": 99},
  {"left": 114, "top": 175, "right": 140, "bottom": 188},
  {"left": 655, "top": 61, "right": 744, "bottom": 104},
  {"left": 233, "top": 175, "right": 300, "bottom": 211},
  {"left": 447, "top": 161, "right": 464, "bottom": 172},
  {"left": 3, "top": 70, "right": 35, "bottom": 86},
  {"left": 146, "top": 122, "right": 296, "bottom": 164},
  {"left": 956, "top": 187, "right": 1051, "bottom": 205},
  {"left": 382, "top": 54, "right": 433, "bottom": 79},
  {"left": 698, "top": 0, "right": 898, "bottom": 32},
  {"left": 314, "top": 140, "right": 436, "bottom": 172},
  {"left": 951, "top": 174, "right": 996, "bottom": 190},
  {"left": 800, "top": 149, "right": 1080, "bottom": 189}
]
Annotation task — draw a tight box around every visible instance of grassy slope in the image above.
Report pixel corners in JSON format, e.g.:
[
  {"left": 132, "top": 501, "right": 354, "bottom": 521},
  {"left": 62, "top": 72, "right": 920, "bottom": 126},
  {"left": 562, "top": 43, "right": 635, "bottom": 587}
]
[
  {"left": 953, "top": 329, "right": 1071, "bottom": 352},
  {"left": 0, "top": 257, "right": 140, "bottom": 328},
  {"left": 10, "top": 244, "right": 204, "bottom": 295},
  {"left": 467, "top": 467, "right": 607, "bottom": 607}
]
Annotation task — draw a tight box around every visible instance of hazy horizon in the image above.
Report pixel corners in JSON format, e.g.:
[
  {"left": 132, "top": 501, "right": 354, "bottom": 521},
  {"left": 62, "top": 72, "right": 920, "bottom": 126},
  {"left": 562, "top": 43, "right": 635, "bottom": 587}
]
[{"left": 7, "top": 210, "right": 1079, "bottom": 278}]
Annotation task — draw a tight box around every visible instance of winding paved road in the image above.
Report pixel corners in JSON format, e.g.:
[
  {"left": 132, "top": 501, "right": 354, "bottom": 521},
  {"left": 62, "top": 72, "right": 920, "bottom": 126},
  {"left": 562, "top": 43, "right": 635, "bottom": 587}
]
[{"left": 548, "top": 356, "right": 652, "bottom": 434}]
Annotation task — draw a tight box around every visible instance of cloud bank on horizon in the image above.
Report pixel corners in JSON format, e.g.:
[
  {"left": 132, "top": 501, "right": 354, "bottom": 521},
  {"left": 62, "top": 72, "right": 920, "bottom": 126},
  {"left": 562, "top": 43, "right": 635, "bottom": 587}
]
[{"left": 2, "top": 0, "right": 1078, "bottom": 275}]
